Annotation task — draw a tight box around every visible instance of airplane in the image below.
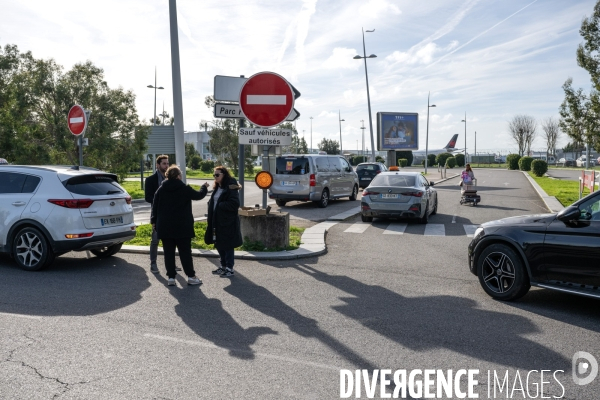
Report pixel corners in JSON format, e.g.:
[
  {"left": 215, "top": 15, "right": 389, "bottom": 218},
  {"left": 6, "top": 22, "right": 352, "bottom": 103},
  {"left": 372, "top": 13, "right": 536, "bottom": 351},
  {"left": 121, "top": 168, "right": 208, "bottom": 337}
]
[{"left": 412, "top": 134, "right": 461, "bottom": 162}]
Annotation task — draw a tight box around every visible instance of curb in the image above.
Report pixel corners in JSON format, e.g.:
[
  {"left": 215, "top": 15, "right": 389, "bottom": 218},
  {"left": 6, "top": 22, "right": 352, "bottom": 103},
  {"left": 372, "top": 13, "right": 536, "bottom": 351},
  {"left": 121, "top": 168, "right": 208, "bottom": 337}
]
[{"left": 522, "top": 171, "right": 564, "bottom": 213}]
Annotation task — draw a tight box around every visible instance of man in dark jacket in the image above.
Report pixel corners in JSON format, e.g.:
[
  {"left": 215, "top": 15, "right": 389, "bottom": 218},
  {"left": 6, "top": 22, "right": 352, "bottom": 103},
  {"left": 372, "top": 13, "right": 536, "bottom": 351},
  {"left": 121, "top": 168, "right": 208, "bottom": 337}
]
[
  {"left": 145, "top": 155, "right": 169, "bottom": 273},
  {"left": 204, "top": 166, "right": 243, "bottom": 277},
  {"left": 151, "top": 165, "right": 209, "bottom": 286}
]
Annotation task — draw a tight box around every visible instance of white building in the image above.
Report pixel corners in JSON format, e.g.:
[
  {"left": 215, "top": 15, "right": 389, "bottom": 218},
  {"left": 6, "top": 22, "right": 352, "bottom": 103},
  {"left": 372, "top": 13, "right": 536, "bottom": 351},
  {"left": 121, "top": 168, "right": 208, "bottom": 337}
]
[{"left": 183, "top": 130, "right": 213, "bottom": 160}]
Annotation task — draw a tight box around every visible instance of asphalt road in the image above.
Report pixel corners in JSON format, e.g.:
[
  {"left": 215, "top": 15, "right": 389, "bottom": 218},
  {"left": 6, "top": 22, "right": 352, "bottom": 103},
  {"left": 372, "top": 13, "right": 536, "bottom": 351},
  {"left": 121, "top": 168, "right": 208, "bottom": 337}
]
[{"left": 1, "top": 169, "right": 599, "bottom": 399}]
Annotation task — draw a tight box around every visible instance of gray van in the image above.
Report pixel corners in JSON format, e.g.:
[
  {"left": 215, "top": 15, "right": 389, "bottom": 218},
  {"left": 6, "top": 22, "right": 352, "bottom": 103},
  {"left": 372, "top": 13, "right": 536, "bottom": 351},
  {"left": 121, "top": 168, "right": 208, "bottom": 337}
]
[{"left": 268, "top": 154, "right": 359, "bottom": 208}]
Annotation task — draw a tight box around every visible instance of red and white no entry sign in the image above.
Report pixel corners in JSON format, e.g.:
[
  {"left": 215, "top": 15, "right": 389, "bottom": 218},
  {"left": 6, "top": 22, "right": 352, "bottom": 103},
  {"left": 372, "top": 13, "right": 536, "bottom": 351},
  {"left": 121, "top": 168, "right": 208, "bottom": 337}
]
[
  {"left": 239, "top": 72, "right": 294, "bottom": 128},
  {"left": 67, "top": 105, "right": 87, "bottom": 136}
]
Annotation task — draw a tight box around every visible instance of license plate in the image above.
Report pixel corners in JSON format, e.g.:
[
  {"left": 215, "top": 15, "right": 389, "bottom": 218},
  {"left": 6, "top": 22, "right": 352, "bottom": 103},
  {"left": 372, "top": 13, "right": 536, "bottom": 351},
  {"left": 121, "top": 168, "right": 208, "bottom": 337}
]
[
  {"left": 381, "top": 194, "right": 398, "bottom": 199},
  {"left": 281, "top": 181, "right": 297, "bottom": 186},
  {"left": 361, "top": 177, "right": 372, "bottom": 180},
  {"left": 100, "top": 216, "right": 123, "bottom": 226}
]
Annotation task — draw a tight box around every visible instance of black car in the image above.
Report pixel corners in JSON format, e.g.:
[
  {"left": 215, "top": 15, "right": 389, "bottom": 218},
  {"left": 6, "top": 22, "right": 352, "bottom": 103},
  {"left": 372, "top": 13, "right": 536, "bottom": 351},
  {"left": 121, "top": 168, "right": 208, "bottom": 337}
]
[
  {"left": 468, "top": 190, "right": 600, "bottom": 301},
  {"left": 356, "top": 162, "right": 387, "bottom": 188}
]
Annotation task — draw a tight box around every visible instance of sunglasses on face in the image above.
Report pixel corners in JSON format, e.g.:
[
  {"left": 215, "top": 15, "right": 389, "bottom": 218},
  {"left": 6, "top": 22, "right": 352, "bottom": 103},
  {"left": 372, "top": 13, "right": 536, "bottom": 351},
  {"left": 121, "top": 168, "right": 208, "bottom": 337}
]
[{"left": 213, "top": 173, "right": 221, "bottom": 177}]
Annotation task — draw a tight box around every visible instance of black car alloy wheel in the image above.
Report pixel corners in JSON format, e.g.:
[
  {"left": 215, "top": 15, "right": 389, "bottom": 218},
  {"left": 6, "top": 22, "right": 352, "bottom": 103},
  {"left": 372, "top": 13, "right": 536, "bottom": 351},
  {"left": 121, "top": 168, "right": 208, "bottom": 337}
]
[{"left": 477, "top": 244, "right": 530, "bottom": 301}]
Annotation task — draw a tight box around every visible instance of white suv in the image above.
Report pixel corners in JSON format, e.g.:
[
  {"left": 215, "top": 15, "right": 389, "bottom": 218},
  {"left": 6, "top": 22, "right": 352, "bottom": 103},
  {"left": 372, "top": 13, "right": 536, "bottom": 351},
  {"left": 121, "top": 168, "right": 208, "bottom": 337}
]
[{"left": 0, "top": 165, "right": 136, "bottom": 270}]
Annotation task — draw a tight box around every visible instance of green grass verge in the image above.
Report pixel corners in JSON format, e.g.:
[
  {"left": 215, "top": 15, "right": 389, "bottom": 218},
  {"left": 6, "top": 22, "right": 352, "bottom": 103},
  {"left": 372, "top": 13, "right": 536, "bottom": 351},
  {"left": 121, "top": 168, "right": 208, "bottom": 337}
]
[
  {"left": 126, "top": 221, "right": 305, "bottom": 252},
  {"left": 120, "top": 181, "right": 201, "bottom": 200},
  {"left": 527, "top": 172, "right": 593, "bottom": 206},
  {"left": 127, "top": 167, "right": 262, "bottom": 180}
]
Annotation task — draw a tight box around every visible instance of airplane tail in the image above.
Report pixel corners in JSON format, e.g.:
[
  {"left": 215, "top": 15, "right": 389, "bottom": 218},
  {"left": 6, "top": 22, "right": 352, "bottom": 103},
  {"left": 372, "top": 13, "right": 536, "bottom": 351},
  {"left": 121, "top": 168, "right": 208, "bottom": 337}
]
[{"left": 444, "top": 134, "right": 459, "bottom": 150}]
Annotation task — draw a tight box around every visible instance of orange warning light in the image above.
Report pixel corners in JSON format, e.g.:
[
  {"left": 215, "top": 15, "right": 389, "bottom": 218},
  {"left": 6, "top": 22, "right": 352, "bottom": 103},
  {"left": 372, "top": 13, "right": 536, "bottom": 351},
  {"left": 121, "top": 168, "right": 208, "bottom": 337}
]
[{"left": 255, "top": 171, "right": 274, "bottom": 189}]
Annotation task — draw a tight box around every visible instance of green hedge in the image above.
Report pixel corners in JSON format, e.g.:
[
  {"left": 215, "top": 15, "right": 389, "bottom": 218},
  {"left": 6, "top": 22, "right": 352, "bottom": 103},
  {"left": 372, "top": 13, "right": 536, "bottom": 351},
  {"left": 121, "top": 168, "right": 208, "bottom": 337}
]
[
  {"left": 445, "top": 157, "right": 457, "bottom": 168},
  {"left": 436, "top": 152, "right": 453, "bottom": 168},
  {"left": 531, "top": 159, "right": 548, "bottom": 177},
  {"left": 398, "top": 158, "right": 408, "bottom": 168},
  {"left": 506, "top": 154, "right": 521, "bottom": 170},
  {"left": 518, "top": 156, "right": 534, "bottom": 171},
  {"left": 455, "top": 153, "right": 465, "bottom": 168}
]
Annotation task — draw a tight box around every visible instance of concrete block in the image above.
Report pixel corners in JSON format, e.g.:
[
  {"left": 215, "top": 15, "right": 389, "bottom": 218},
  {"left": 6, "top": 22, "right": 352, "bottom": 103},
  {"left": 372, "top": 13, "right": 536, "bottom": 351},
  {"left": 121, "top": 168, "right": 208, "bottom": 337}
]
[{"left": 240, "top": 212, "right": 290, "bottom": 249}]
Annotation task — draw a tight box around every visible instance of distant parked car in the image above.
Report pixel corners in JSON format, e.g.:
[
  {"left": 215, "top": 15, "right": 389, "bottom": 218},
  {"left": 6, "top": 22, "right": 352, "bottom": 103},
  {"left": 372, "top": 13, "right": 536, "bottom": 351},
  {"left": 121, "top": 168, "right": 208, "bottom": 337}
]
[
  {"left": 558, "top": 157, "right": 575, "bottom": 167},
  {"left": 576, "top": 155, "right": 596, "bottom": 167},
  {"left": 356, "top": 162, "right": 387, "bottom": 188},
  {"left": 0, "top": 158, "right": 8, "bottom": 165}
]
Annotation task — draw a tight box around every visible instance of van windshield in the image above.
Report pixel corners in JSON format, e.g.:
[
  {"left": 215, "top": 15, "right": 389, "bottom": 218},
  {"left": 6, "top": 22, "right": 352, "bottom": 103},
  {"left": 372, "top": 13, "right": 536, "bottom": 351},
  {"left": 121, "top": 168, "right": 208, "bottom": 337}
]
[{"left": 276, "top": 157, "right": 310, "bottom": 175}]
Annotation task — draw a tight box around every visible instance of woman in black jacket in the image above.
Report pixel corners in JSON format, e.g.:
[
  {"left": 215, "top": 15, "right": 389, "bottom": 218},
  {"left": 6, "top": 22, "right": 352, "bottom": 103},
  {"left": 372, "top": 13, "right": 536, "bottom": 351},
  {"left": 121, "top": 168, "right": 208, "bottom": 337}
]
[
  {"left": 151, "top": 165, "right": 209, "bottom": 286},
  {"left": 204, "top": 166, "right": 242, "bottom": 277}
]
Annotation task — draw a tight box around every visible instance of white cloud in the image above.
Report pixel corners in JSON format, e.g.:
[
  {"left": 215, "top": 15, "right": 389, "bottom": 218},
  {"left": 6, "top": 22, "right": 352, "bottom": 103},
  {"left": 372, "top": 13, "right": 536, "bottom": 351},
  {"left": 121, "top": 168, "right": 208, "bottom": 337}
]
[
  {"left": 358, "top": 0, "right": 401, "bottom": 19},
  {"left": 322, "top": 47, "right": 360, "bottom": 69}
]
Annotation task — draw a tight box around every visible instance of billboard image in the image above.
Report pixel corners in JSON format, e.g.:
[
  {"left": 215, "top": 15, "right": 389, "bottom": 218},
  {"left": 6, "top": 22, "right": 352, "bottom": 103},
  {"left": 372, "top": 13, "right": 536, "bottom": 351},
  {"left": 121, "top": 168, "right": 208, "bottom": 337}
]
[{"left": 377, "top": 112, "right": 419, "bottom": 151}]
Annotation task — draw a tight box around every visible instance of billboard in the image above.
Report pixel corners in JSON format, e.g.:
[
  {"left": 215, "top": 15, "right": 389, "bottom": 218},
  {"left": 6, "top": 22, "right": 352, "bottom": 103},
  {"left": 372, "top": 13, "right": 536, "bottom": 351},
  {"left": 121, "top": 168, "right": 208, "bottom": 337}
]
[{"left": 377, "top": 112, "right": 419, "bottom": 151}]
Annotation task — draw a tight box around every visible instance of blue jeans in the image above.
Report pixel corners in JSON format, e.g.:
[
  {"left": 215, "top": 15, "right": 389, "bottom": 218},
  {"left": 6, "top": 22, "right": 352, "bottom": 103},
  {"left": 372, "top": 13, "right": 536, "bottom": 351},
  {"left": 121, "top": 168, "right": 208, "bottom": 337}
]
[{"left": 217, "top": 247, "right": 235, "bottom": 270}]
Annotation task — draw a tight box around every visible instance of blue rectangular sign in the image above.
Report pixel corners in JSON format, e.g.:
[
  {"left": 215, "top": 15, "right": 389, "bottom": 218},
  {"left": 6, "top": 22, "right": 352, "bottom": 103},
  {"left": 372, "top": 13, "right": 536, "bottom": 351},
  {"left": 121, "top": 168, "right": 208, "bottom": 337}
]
[{"left": 377, "top": 112, "right": 419, "bottom": 151}]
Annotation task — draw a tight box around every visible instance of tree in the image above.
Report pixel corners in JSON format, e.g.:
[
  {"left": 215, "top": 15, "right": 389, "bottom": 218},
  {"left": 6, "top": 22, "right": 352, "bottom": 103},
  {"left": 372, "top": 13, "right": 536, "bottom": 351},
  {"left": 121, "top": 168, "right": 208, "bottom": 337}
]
[
  {"left": 0, "top": 44, "right": 148, "bottom": 181},
  {"left": 577, "top": 1, "right": 600, "bottom": 92},
  {"left": 540, "top": 117, "right": 561, "bottom": 158},
  {"left": 559, "top": 79, "right": 589, "bottom": 158},
  {"left": 318, "top": 138, "right": 339, "bottom": 154},
  {"left": 508, "top": 115, "right": 536, "bottom": 156}
]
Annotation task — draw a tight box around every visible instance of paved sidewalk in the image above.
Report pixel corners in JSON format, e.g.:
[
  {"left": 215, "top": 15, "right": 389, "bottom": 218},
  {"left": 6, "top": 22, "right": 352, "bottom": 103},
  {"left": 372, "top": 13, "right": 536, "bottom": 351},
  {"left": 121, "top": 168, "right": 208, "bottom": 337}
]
[{"left": 122, "top": 172, "right": 461, "bottom": 260}]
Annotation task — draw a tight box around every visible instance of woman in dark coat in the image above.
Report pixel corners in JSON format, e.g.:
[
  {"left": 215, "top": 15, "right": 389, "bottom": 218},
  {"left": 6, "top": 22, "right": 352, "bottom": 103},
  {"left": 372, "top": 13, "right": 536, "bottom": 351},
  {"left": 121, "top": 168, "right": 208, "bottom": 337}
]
[
  {"left": 151, "top": 165, "right": 209, "bottom": 286},
  {"left": 204, "top": 166, "right": 243, "bottom": 277}
]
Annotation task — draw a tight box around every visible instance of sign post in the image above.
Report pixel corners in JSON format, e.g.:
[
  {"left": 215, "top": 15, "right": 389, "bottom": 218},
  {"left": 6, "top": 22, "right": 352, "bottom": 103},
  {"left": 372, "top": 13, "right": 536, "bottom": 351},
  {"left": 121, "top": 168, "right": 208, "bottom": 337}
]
[{"left": 68, "top": 105, "right": 90, "bottom": 167}]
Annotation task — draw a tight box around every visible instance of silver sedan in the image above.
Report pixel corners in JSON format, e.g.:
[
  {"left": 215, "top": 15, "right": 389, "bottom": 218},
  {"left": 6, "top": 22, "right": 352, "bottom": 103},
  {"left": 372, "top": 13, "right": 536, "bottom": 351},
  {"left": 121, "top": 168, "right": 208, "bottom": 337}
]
[{"left": 360, "top": 171, "right": 438, "bottom": 224}]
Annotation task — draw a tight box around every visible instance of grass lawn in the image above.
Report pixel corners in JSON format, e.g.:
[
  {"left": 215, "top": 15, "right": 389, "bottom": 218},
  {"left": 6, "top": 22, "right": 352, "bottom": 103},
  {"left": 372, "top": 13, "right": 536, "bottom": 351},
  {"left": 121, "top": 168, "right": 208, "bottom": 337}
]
[
  {"left": 126, "top": 222, "right": 305, "bottom": 252},
  {"left": 127, "top": 167, "right": 263, "bottom": 180},
  {"left": 528, "top": 172, "right": 593, "bottom": 206},
  {"left": 120, "top": 181, "right": 201, "bottom": 200}
]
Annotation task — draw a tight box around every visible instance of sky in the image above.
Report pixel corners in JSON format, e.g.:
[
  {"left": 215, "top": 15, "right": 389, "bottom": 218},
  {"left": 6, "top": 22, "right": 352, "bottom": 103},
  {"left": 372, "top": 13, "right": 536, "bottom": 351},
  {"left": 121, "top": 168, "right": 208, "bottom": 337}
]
[{"left": 0, "top": 0, "right": 597, "bottom": 155}]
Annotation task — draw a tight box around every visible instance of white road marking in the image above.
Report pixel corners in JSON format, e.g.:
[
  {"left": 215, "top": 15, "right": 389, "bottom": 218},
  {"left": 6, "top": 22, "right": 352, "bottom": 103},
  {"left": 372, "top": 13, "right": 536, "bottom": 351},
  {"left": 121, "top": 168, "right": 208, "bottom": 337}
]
[
  {"left": 424, "top": 224, "right": 445, "bottom": 236},
  {"left": 69, "top": 117, "right": 84, "bottom": 123},
  {"left": 246, "top": 95, "right": 286, "bottom": 105},
  {"left": 0, "top": 312, "right": 42, "bottom": 320},
  {"left": 344, "top": 222, "right": 370, "bottom": 233},
  {"left": 144, "top": 333, "right": 339, "bottom": 371},
  {"left": 383, "top": 223, "right": 407, "bottom": 235},
  {"left": 452, "top": 215, "right": 457, "bottom": 224},
  {"left": 463, "top": 224, "right": 479, "bottom": 237}
]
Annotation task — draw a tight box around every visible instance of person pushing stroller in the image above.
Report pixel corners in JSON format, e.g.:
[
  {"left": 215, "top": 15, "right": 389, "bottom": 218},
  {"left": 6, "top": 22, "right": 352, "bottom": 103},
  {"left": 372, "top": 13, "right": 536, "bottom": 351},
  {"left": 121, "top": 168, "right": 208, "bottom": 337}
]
[{"left": 460, "top": 164, "right": 480, "bottom": 205}]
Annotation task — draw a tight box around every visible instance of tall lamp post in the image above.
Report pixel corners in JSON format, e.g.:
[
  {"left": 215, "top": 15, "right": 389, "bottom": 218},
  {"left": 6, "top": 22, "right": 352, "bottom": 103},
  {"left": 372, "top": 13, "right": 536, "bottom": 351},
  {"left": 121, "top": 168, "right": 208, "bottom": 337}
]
[
  {"left": 147, "top": 68, "right": 164, "bottom": 126},
  {"left": 338, "top": 110, "right": 345, "bottom": 155},
  {"left": 310, "top": 116, "right": 313, "bottom": 154},
  {"left": 360, "top": 120, "right": 366, "bottom": 158},
  {"left": 461, "top": 112, "right": 467, "bottom": 163},
  {"left": 474, "top": 131, "right": 477, "bottom": 165},
  {"left": 425, "top": 92, "right": 436, "bottom": 174},
  {"left": 353, "top": 28, "right": 376, "bottom": 162}
]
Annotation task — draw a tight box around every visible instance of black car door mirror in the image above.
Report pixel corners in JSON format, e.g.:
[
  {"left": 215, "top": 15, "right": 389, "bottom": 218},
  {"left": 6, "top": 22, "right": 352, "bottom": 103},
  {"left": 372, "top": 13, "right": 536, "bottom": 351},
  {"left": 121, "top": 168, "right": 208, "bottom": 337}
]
[
  {"left": 557, "top": 206, "right": 580, "bottom": 223},
  {"left": 429, "top": 181, "right": 435, "bottom": 186}
]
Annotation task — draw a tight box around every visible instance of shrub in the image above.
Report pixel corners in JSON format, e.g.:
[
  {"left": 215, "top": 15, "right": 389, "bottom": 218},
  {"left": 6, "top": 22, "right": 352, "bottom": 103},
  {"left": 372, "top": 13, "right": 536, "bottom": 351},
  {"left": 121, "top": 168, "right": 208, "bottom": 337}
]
[
  {"left": 531, "top": 159, "right": 548, "bottom": 177},
  {"left": 455, "top": 153, "right": 465, "bottom": 168},
  {"left": 436, "top": 152, "right": 453, "bottom": 168},
  {"left": 506, "top": 154, "right": 521, "bottom": 170},
  {"left": 427, "top": 154, "right": 436, "bottom": 167},
  {"left": 518, "top": 156, "right": 534, "bottom": 171},
  {"left": 398, "top": 159, "right": 408, "bottom": 168},
  {"left": 445, "top": 157, "right": 457, "bottom": 168},
  {"left": 375, "top": 156, "right": 385, "bottom": 163},
  {"left": 188, "top": 155, "right": 202, "bottom": 170},
  {"left": 396, "top": 151, "right": 413, "bottom": 166},
  {"left": 200, "top": 160, "right": 215, "bottom": 173}
]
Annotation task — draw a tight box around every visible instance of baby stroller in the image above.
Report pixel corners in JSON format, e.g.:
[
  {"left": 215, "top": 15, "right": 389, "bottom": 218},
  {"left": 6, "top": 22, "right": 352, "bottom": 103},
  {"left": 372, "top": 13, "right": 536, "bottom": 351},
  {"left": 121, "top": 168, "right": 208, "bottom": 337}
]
[{"left": 460, "top": 176, "right": 480, "bottom": 206}]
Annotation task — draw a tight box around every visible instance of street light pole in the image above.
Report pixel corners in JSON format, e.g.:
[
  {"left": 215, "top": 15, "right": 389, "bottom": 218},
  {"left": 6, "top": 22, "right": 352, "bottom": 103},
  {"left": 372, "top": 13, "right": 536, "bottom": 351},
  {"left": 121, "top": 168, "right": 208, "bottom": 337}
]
[
  {"left": 425, "top": 92, "right": 436, "bottom": 174},
  {"left": 310, "top": 116, "right": 313, "bottom": 154},
  {"left": 474, "top": 131, "right": 477, "bottom": 165},
  {"left": 338, "top": 110, "right": 345, "bottom": 156},
  {"left": 360, "top": 120, "right": 365, "bottom": 159},
  {"left": 354, "top": 28, "right": 376, "bottom": 162},
  {"left": 147, "top": 67, "right": 164, "bottom": 126},
  {"left": 461, "top": 112, "right": 467, "bottom": 164}
]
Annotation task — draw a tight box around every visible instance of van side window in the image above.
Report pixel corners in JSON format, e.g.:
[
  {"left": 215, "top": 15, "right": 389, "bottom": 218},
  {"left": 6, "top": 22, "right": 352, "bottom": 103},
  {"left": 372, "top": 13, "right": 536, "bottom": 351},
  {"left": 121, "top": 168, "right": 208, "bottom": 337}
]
[
  {"left": 340, "top": 158, "right": 350, "bottom": 171},
  {"left": 328, "top": 157, "right": 341, "bottom": 172},
  {"left": 315, "top": 157, "right": 330, "bottom": 172},
  {"left": 276, "top": 157, "right": 310, "bottom": 175}
]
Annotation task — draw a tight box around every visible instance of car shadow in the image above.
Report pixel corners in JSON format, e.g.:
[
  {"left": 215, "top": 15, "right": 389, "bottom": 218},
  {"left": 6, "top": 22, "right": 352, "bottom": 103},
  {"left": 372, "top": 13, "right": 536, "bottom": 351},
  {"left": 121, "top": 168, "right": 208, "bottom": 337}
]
[
  {"left": 0, "top": 253, "right": 150, "bottom": 316},
  {"left": 286, "top": 263, "right": 570, "bottom": 371},
  {"left": 157, "top": 262, "right": 277, "bottom": 360}
]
